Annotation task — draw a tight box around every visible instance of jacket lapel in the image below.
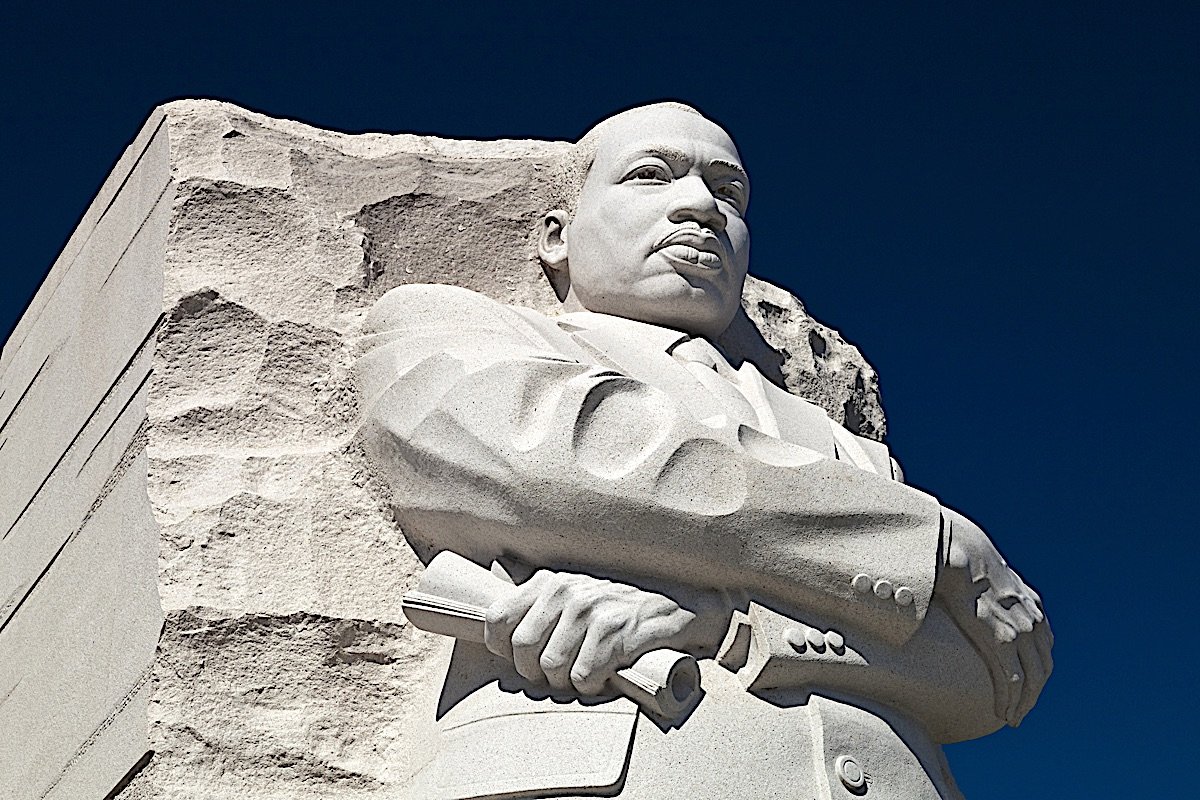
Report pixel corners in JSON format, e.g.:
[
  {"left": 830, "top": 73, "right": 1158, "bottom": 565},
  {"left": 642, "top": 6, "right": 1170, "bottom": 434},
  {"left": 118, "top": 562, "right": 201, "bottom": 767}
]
[
  {"left": 560, "top": 313, "right": 733, "bottom": 428},
  {"left": 558, "top": 312, "right": 843, "bottom": 462}
]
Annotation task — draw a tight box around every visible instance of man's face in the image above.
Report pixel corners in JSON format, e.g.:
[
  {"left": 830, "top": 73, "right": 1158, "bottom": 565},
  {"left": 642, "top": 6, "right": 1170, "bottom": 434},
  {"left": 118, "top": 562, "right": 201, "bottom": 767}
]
[{"left": 564, "top": 107, "right": 750, "bottom": 339}]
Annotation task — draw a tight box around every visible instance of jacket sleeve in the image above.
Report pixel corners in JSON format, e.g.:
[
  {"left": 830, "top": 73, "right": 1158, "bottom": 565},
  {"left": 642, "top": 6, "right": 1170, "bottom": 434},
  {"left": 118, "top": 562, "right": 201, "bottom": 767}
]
[{"left": 355, "top": 284, "right": 945, "bottom": 648}]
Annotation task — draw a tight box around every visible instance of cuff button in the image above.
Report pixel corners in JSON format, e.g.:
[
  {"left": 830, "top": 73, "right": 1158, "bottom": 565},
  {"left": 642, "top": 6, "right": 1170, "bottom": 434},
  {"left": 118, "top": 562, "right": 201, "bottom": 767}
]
[
  {"left": 873, "top": 579, "right": 893, "bottom": 600},
  {"left": 852, "top": 574, "right": 872, "bottom": 593},
  {"left": 836, "top": 754, "right": 866, "bottom": 791},
  {"left": 894, "top": 586, "right": 913, "bottom": 606}
]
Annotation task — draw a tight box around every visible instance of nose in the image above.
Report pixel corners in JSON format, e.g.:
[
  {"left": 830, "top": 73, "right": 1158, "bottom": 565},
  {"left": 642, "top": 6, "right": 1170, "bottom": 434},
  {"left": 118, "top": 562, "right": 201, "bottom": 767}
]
[{"left": 667, "top": 175, "right": 725, "bottom": 232}]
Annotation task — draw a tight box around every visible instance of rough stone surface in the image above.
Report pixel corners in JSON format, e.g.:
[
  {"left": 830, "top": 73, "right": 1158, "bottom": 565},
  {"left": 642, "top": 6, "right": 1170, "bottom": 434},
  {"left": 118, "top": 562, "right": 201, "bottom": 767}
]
[
  {"left": 156, "top": 100, "right": 885, "bottom": 437},
  {"left": 729, "top": 278, "right": 885, "bottom": 440},
  {"left": 0, "top": 100, "right": 888, "bottom": 799}
]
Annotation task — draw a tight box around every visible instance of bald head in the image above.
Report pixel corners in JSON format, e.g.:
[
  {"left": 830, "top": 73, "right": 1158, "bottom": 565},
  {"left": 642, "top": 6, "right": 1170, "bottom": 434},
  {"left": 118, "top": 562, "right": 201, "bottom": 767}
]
[
  {"left": 551, "top": 102, "right": 708, "bottom": 216},
  {"left": 538, "top": 103, "right": 751, "bottom": 339}
]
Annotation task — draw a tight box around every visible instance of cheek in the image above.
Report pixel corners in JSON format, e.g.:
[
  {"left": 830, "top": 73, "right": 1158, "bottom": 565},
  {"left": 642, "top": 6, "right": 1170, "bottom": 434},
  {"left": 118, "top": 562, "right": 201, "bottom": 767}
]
[
  {"left": 587, "top": 203, "right": 656, "bottom": 266},
  {"left": 727, "top": 221, "right": 751, "bottom": 261}
]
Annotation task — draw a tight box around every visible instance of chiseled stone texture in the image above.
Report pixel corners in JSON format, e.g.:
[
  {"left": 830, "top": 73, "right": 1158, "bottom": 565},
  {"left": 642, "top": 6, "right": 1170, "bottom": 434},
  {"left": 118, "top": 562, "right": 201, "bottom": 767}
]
[{"left": 0, "top": 99, "right": 885, "bottom": 799}]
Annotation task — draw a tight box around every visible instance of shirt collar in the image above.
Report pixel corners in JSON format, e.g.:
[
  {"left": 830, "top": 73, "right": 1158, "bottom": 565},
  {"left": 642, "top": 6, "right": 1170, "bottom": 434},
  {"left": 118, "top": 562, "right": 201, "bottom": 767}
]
[{"left": 556, "top": 310, "right": 692, "bottom": 355}]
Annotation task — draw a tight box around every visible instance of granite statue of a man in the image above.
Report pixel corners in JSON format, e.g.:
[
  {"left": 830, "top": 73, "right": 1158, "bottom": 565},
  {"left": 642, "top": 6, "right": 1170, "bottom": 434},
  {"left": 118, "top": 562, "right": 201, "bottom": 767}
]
[{"left": 354, "top": 103, "right": 1053, "bottom": 799}]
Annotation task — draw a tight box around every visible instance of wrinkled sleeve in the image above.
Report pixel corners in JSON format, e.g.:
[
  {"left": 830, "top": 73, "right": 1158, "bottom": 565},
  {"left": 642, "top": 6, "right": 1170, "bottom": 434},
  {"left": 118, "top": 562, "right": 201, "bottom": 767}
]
[{"left": 356, "top": 284, "right": 944, "bottom": 647}]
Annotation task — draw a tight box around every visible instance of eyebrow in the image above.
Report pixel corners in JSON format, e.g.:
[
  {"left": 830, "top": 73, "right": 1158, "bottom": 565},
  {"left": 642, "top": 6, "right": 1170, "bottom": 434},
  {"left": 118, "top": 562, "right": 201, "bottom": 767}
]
[
  {"left": 631, "top": 146, "right": 690, "bottom": 165},
  {"left": 710, "top": 158, "right": 749, "bottom": 182},
  {"left": 626, "top": 147, "right": 749, "bottom": 183}
]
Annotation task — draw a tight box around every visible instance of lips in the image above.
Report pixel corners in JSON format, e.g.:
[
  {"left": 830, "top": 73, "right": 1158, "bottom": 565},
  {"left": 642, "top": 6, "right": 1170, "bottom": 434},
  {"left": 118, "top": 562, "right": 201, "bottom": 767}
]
[
  {"left": 657, "top": 243, "right": 722, "bottom": 269},
  {"left": 653, "top": 229, "right": 724, "bottom": 270}
]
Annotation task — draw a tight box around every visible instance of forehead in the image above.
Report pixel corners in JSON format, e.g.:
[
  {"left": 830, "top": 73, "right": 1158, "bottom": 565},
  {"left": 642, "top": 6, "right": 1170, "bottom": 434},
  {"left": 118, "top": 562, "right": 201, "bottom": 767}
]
[{"left": 591, "top": 108, "right": 744, "bottom": 173}]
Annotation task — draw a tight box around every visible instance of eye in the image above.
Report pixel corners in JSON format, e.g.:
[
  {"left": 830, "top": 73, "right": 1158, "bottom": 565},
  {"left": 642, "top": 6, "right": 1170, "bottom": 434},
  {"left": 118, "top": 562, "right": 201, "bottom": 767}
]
[
  {"left": 624, "top": 164, "right": 671, "bottom": 183},
  {"left": 714, "top": 183, "right": 745, "bottom": 210}
]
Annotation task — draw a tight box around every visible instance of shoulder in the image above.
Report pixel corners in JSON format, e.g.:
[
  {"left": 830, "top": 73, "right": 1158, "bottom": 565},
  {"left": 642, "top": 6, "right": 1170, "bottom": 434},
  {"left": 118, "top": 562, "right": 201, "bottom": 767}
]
[
  {"left": 360, "top": 283, "right": 581, "bottom": 368},
  {"left": 366, "top": 283, "right": 565, "bottom": 342},
  {"left": 365, "top": 283, "right": 520, "bottom": 334}
]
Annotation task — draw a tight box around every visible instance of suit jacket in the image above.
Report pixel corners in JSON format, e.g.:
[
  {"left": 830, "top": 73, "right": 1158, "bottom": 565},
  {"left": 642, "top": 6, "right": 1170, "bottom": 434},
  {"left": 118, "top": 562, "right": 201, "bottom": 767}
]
[{"left": 356, "top": 284, "right": 998, "bottom": 799}]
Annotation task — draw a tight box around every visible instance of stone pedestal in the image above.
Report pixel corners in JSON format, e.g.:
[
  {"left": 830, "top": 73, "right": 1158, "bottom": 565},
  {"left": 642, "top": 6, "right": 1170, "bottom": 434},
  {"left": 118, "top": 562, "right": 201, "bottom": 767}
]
[{"left": 0, "top": 101, "right": 885, "bottom": 799}]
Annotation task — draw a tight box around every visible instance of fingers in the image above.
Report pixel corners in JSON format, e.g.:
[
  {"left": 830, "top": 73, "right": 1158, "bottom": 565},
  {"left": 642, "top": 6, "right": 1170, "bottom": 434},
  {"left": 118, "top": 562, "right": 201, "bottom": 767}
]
[
  {"left": 540, "top": 599, "right": 593, "bottom": 692},
  {"left": 978, "top": 594, "right": 1018, "bottom": 643},
  {"left": 570, "top": 613, "right": 627, "bottom": 695},
  {"left": 1011, "top": 636, "right": 1046, "bottom": 725},
  {"left": 1026, "top": 588, "right": 1046, "bottom": 624},
  {"left": 484, "top": 570, "right": 693, "bottom": 697},
  {"left": 978, "top": 599, "right": 1026, "bottom": 723},
  {"left": 1019, "top": 617, "right": 1055, "bottom": 723},
  {"left": 1005, "top": 602, "right": 1037, "bottom": 635},
  {"left": 1033, "top": 619, "right": 1054, "bottom": 675},
  {"left": 974, "top": 585, "right": 1056, "bottom": 726},
  {"left": 484, "top": 573, "right": 546, "bottom": 663},
  {"left": 1008, "top": 570, "right": 1045, "bottom": 625},
  {"left": 979, "top": 634, "right": 1021, "bottom": 725},
  {"left": 510, "top": 589, "right": 564, "bottom": 685},
  {"left": 1000, "top": 643, "right": 1024, "bottom": 725},
  {"left": 485, "top": 572, "right": 636, "bottom": 692}
]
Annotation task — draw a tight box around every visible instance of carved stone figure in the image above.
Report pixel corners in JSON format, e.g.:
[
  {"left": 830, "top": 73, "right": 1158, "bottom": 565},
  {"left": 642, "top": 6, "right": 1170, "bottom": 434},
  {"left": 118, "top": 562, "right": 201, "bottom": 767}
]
[
  {"left": 355, "top": 102, "right": 1052, "bottom": 798},
  {"left": 2, "top": 100, "right": 910, "bottom": 799},
  {"left": 352, "top": 101, "right": 1051, "bottom": 800}
]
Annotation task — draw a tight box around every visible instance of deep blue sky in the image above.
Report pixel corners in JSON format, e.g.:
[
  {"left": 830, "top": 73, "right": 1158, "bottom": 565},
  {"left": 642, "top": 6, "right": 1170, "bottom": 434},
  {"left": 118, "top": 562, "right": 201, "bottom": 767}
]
[{"left": 2, "top": 3, "right": 1196, "bottom": 796}]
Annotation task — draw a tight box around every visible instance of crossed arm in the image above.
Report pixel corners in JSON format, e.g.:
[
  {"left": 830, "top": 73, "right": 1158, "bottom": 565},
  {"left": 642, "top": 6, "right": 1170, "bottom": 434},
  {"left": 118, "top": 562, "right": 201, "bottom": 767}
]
[{"left": 356, "top": 285, "right": 1051, "bottom": 730}]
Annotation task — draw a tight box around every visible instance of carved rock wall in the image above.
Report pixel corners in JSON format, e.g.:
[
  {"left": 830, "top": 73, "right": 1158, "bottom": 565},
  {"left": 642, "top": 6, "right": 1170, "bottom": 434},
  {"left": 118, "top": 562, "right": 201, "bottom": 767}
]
[{"left": 0, "top": 100, "right": 885, "bottom": 799}]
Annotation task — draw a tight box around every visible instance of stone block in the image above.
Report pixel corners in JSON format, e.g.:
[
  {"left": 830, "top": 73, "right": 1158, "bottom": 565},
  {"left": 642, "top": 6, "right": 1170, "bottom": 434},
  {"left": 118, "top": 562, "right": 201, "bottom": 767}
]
[{"left": 0, "top": 100, "right": 890, "bottom": 798}]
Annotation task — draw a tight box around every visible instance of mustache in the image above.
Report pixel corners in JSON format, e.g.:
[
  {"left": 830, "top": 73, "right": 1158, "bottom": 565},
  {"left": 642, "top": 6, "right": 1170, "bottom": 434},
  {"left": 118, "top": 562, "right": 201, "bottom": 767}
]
[{"left": 653, "top": 227, "right": 723, "bottom": 254}]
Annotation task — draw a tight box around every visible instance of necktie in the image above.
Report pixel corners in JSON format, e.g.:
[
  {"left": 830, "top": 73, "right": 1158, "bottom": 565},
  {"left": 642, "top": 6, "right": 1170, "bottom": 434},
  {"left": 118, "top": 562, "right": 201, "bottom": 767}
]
[{"left": 670, "top": 338, "right": 767, "bottom": 432}]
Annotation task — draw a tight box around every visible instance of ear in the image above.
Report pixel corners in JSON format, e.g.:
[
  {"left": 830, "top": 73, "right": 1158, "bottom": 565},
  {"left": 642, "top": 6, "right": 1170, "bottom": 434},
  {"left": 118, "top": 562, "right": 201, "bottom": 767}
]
[{"left": 537, "top": 210, "right": 570, "bottom": 272}]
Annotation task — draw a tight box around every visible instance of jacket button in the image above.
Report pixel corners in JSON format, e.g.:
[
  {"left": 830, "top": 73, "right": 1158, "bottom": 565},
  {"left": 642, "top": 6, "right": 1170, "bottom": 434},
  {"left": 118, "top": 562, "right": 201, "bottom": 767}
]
[
  {"left": 805, "top": 626, "right": 826, "bottom": 651},
  {"left": 824, "top": 629, "right": 844, "bottom": 650},
  {"left": 894, "top": 586, "right": 913, "bottom": 606},
  {"left": 836, "top": 754, "right": 866, "bottom": 791},
  {"left": 873, "top": 579, "right": 893, "bottom": 600},
  {"left": 852, "top": 574, "right": 872, "bottom": 593},
  {"left": 784, "top": 625, "right": 808, "bottom": 652}
]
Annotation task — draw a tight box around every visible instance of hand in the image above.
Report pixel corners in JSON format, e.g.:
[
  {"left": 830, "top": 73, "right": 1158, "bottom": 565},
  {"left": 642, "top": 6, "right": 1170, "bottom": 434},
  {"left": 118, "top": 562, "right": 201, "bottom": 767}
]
[
  {"left": 484, "top": 570, "right": 711, "bottom": 696},
  {"left": 938, "top": 509, "right": 1054, "bottom": 726}
]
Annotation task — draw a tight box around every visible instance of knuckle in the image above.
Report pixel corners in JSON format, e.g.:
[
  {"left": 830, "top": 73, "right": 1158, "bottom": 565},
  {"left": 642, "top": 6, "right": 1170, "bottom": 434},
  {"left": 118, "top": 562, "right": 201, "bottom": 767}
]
[
  {"left": 563, "top": 595, "right": 591, "bottom": 619},
  {"left": 483, "top": 631, "right": 507, "bottom": 657},
  {"left": 563, "top": 573, "right": 591, "bottom": 589},
  {"left": 573, "top": 667, "right": 608, "bottom": 695},
  {"left": 511, "top": 630, "right": 540, "bottom": 650},
  {"left": 595, "top": 609, "right": 629, "bottom": 631}
]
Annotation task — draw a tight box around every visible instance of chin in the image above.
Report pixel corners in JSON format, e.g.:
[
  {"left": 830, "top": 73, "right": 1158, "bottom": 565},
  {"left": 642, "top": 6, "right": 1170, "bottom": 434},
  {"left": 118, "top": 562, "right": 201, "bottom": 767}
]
[
  {"left": 577, "top": 271, "right": 739, "bottom": 337},
  {"left": 630, "top": 290, "right": 736, "bottom": 339}
]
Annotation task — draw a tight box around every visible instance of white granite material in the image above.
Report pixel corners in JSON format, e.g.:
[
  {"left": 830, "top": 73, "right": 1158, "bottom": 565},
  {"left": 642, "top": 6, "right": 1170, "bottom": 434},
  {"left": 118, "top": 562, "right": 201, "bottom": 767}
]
[
  {"left": 357, "top": 104, "right": 1052, "bottom": 799},
  {"left": 0, "top": 100, "right": 1048, "bottom": 800}
]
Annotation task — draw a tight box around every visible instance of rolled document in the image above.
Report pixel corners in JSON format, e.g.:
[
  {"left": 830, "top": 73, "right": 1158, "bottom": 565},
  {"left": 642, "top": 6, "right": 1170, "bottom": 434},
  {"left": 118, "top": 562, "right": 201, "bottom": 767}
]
[{"left": 402, "top": 550, "right": 701, "bottom": 719}]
